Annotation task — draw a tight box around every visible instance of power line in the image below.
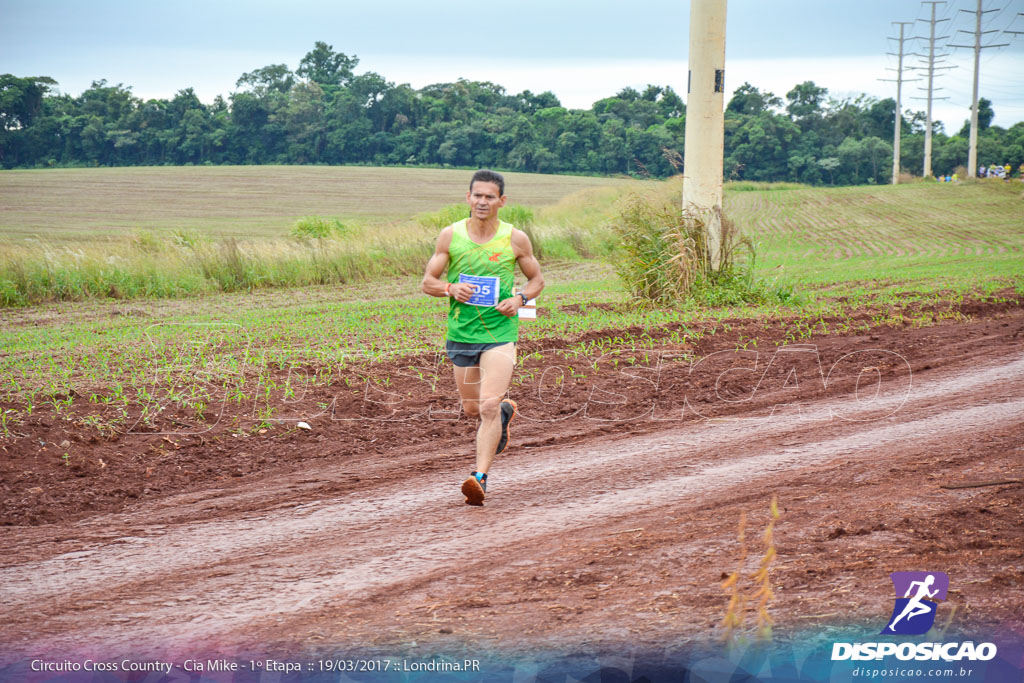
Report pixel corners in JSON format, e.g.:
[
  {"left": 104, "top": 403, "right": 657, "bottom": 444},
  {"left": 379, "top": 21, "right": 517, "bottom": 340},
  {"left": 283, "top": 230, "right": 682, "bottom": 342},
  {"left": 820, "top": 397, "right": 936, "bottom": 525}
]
[
  {"left": 981, "top": 3, "right": 1014, "bottom": 29},
  {"left": 1001, "top": 10, "right": 1024, "bottom": 38}
]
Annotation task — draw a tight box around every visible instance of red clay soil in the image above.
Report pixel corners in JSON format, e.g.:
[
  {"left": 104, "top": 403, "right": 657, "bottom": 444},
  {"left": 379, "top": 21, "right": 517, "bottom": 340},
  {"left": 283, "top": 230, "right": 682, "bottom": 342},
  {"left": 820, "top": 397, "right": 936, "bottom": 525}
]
[{"left": 1, "top": 296, "right": 1023, "bottom": 667}]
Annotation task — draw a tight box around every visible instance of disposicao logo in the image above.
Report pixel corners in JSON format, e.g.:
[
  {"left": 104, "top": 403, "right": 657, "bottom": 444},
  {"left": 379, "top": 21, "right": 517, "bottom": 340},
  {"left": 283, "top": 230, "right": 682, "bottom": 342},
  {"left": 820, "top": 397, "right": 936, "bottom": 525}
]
[
  {"left": 882, "top": 571, "right": 949, "bottom": 635},
  {"left": 831, "top": 571, "right": 998, "bottom": 662}
]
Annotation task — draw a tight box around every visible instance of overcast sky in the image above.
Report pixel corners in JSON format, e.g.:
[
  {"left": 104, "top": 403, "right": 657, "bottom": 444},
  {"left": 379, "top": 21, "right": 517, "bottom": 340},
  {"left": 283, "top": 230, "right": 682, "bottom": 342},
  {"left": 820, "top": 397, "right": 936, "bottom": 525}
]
[{"left": 3, "top": 0, "right": 1023, "bottom": 132}]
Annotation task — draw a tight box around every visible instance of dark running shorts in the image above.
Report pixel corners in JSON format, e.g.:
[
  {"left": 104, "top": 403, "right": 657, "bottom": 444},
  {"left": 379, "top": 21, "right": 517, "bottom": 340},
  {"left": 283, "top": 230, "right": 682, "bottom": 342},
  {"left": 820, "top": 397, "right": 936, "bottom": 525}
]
[{"left": 445, "top": 341, "right": 516, "bottom": 368}]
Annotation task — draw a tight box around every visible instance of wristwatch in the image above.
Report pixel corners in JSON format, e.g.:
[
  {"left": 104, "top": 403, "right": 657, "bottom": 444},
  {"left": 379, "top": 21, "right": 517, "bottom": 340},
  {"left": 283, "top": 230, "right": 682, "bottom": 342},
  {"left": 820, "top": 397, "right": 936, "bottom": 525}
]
[{"left": 518, "top": 292, "right": 529, "bottom": 305}]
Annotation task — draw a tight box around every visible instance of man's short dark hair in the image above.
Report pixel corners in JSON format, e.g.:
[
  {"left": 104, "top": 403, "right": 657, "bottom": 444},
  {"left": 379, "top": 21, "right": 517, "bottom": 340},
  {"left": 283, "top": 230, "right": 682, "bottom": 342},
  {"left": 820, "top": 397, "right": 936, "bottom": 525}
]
[{"left": 470, "top": 169, "right": 505, "bottom": 196}]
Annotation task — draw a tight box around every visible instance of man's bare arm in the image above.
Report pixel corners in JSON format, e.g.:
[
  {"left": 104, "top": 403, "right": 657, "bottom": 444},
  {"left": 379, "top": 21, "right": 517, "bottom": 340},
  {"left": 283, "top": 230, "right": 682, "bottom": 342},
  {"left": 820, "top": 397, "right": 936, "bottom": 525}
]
[
  {"left": 422, "top": 227, "right": 477, "bottom": 303},
  {"left": 421, "top": 227, "right": 452, "bottom": 297},
  {"left": 495, "top": 229, "right": 545, "bottom": 316},
  {"left": 513, "top": 228, "right": 544, "bottom": 300}
]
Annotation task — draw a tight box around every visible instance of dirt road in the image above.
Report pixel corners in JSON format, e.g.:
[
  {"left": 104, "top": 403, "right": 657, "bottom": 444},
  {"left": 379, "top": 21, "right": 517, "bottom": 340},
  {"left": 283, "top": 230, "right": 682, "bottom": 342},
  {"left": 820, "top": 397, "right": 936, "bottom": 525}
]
[{"left": 1, "top": 303, "right": 1023, "bottom": 669}]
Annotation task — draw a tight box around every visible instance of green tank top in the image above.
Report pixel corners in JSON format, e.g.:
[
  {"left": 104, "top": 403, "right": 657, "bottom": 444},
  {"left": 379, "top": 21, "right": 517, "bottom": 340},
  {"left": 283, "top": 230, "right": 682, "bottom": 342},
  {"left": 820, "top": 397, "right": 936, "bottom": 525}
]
[{"left": 447, "top": 219, "right": 518, "bottom": 343}]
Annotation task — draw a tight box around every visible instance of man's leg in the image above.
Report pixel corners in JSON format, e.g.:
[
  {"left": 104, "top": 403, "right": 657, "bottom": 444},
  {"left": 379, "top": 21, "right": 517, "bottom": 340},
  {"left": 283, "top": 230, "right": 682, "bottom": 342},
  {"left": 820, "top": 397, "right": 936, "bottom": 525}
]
[
  {"left": 473, "top": 343, "right": 516, "bottom": 475},
  {"left": 453, "top": 365, "right": 482, "bottom": 420}
]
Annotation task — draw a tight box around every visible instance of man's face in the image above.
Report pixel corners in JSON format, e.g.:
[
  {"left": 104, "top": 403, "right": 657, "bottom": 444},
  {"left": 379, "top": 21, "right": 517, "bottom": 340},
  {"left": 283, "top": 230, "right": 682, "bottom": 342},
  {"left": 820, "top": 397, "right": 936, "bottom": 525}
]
[{"left": 466, "top": 181, "right": 506, "bottom": 221}]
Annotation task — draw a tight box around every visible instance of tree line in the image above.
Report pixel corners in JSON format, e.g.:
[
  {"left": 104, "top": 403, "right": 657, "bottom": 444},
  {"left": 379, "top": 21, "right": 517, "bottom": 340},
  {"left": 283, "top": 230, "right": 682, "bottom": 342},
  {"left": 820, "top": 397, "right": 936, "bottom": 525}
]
[{"left": 2, "top": 42, "right": 1022, "bottom": 184}]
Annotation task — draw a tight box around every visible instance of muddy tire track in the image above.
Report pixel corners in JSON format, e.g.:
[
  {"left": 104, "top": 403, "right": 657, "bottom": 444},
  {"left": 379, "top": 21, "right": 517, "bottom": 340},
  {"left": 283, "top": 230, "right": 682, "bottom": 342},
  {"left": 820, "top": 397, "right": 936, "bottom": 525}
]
[{"left": 1, "top": 343, "right": 1022, "bottom": 663}]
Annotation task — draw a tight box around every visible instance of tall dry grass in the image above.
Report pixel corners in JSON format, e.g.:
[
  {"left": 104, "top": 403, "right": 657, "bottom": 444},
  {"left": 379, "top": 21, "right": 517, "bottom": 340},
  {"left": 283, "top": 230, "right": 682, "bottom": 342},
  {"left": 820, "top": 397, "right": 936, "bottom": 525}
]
[
  {"left": 610, "top": 194, "right": 772, "bottom": 307},
  {"left": 0, "top": 229, "right": 433, "bottom": 307},
  {"left": 0, "top": 199, "right": 601, "bottom": 307}
]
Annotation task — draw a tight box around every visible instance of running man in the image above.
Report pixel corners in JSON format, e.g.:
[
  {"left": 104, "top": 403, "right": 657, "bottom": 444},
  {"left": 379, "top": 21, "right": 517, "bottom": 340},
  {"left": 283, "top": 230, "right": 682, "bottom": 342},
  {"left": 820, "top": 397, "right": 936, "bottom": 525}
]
[
  {"left": 421, "top": 170, "right": 545, "bottom": 506},
  {"left": 887, "top": 574, "right": 939, "bottom": 632}
]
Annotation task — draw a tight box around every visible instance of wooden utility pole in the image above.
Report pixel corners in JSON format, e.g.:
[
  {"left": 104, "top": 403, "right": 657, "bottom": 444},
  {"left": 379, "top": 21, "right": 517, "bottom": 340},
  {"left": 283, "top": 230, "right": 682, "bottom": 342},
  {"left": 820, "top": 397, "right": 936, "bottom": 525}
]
[
  {"left": 949, "top": 0, "right": 1009, "bottom": 178},
  {"left": 883, "top": 22, "right": 918, "bottom": 184},
  {"left": 682, "top": 0, "right": 727, "bottom": 271}
]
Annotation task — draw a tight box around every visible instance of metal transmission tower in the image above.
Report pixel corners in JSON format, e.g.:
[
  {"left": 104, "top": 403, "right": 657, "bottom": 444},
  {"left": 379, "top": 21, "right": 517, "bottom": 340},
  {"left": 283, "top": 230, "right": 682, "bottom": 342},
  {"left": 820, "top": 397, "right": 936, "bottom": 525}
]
[
  {"left": 882, "top": 22, "right": 920, "bottom": 184},
  {"left": 911, "top": 1, "right": 954, "bottom": 178},
  {"left": 682, "top": 0, "right": 727, "bottom": 271},
  {"left": 949, "top": 0, "right": 1010, "bottom": 178}
]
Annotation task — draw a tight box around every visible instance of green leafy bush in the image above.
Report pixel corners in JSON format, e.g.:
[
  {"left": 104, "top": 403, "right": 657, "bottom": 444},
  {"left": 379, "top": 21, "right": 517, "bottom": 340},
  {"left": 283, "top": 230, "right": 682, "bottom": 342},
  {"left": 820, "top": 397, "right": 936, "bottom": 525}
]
[
  {"left": 417, "top": 203, "right": 535, "bottom": 231},
  {"left": 417, "top": 204, "right": 469, "bottom": 230},
  {"left": 132, "top": 230, "right": 164, "bottom": 253},
  {"left": 498, "top": 204, "right": 534, "bottom": 226},
  {"left": 291, "top": 216, "right": 348, "bottom": 239},
  {"left": 171, "top": 229, "right": 203, "bottom": 248}
]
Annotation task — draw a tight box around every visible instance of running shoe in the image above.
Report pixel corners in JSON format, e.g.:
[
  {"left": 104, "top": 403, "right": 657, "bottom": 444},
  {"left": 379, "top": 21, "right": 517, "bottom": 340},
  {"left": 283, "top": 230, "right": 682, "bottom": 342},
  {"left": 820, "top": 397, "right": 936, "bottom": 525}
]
[
  {"left": 462, "top": 471, "right": 487, "bottom": 506},
  {"left": 495, "top": 399, "right": 518, "bottom": 455}
]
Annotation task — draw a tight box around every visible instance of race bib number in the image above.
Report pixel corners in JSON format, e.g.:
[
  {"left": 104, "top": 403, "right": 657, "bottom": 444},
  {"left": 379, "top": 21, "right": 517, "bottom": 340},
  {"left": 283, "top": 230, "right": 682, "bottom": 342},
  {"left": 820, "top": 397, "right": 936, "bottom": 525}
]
[{"left": 458, "top": 274, "right": 500, "bottom": 307}]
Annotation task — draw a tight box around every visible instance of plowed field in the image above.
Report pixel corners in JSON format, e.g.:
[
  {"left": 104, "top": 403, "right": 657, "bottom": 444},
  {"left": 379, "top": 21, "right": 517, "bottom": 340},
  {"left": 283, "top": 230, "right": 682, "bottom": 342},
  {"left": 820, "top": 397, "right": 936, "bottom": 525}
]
[{"left": 2, "top": 295, "right": 1022, "bottom": 669}]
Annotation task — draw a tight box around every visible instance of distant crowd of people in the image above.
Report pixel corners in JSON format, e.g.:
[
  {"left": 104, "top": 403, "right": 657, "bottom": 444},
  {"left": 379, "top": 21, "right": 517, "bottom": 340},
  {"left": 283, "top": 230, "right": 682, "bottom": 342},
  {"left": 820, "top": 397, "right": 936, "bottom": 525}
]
[
  {"left": 977, "top": 163, "right": 1023, "bottom": 181},
  {"left": 935, "top": 163, "right": 1024, "bottom": 183}
]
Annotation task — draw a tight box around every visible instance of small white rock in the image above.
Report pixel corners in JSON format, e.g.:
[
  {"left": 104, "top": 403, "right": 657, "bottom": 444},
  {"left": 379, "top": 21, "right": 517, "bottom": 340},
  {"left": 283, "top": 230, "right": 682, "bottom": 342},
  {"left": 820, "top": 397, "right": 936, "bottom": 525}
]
[{"left": 297, "top": 421, "right": 312, "bottom": 431}]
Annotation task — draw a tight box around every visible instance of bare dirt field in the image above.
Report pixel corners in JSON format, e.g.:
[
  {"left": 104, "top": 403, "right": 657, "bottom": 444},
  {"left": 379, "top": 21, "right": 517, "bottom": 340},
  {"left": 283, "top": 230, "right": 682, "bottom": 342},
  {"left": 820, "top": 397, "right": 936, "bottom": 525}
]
[{"left": 1, "top": 296, "right": 1023, "bottom": 673}]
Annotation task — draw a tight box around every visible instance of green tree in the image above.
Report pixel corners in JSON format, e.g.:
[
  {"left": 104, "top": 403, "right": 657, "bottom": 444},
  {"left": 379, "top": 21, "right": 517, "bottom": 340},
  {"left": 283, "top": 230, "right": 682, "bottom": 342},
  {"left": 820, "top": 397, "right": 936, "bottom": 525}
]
[
  {"left": 860, "top": 136, "right": 893, "bottom": 183},
  {"left": 1, "top": 74, "right": 56, "bottom": 165},
  {"left": 957, "top": 97, "right": 995, "bottom": 137},
  {"left": 658, "top": 86, "right": 685, "bottom": 119},
  {"left": 933, "top": 136, "right": 968, "bottom": 175},
  {"left": 837, "top": 136, "right": 866, "bottom": 183},
  {"left": 9, "top": 55, "right": 1024, "bottom": 185},
  {"left": 727, "top": 83, "right": 782, "bottom": 116},
  {"left": 817, "top": 156, "right": 840, "bottom": 184},
  {"left": 236, "top": 64, "right": 295, "bottom": 96},
  {"left": 276, "top": 81, "right": 326, "bottom": 163},
  {"left": 297, "top": 41, "right": 358, "bottom": 87},
  {"left": 598, "top": 118, "right": 630, "bottom": 174},
  {"left": 725, "top": 111, "right": 799, "bottom": 181},
  {"left": 346, "top": 72, "right": 393, "bottom": 131},
  {"left": 227, "top": 92, "right": 271, "bottom": 162},
  {"left": 1, "top": 74, "right": 57, "bottom": 130},
  {"left": 514, "top": 89, "right": 561, "bottom": 114},
  {"left": 786, "top": 81, "right": 828, "bottom": 121},
  {"left": 863, "top": 97, "right": 896, "bottom": 141}
]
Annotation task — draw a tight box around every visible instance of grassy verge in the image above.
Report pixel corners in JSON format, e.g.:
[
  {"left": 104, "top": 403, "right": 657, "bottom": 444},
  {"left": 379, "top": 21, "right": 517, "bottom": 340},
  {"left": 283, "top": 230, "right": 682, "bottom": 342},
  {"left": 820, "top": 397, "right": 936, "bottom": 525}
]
[
  {"left": 0, "top": 231, "right": 436, "bottom": 306},
  {"left": 0, "top": 167, "right": 644, "bottom": 307},
  {"left": 0, "top": 169, "right": 1021, "bottom": 436},
  {"left": 4, "top": 170, "right": 1018, "bottom": 308},
  {"left": 2, "top": 255, "right": 1021, "bottom": 440}
]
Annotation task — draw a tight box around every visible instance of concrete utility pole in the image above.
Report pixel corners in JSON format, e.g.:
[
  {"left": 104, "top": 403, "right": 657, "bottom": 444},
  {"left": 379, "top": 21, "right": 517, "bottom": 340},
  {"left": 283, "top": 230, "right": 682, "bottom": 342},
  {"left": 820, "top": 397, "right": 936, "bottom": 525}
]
[
  {"left": 913, "top": 1, "right": 953, "bottom": 178},
  {"left": 949, "top": 0, "right": 1009, "bottom": 178},
  {"left": 882, "top": 22, "right": 919, "bottom": 184},
  {"left": 682, "top": 0, "right": 727, "bottom": 271}
]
